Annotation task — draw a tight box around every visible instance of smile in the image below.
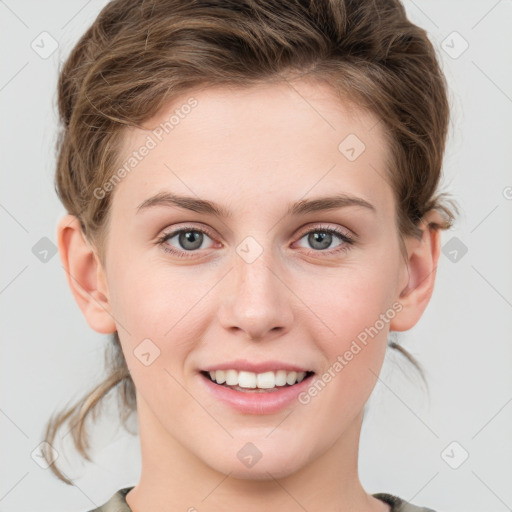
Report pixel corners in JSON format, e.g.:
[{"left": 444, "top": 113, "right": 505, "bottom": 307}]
[
  {"left": 202, "top": 369, "right": 314, "bottom": 390},
  {"left": 199, "top": 369, "right": 316, "bottom": 414}
]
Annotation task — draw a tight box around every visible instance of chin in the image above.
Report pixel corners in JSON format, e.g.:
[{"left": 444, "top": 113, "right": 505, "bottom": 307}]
[
  {"left": 205, "top": 449, "right": 308, "bottom": 481},
  {"left": 218, "top": 464, "right": 300, "bottom": 481}
]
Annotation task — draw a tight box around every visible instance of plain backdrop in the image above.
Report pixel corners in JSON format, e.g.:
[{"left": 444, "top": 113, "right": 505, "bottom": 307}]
[{"left": 1, "top": 1, "right": 511, "bottom": 511}]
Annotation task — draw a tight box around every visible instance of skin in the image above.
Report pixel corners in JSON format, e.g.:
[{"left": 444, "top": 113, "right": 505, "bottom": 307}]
[{"left": 58, "top": 78, "right": 442, "bottom": 512}]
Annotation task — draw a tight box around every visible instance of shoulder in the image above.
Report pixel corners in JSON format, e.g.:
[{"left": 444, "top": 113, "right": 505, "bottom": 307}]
[
  {"left": 373, "top": 492, "right": 439, "bottom": 512},
  {"left": 87, "top": 488, "right": 438, "bottom": 512},
  {"left": 86, "top": 487, "right": 134, "bottom": 512}
]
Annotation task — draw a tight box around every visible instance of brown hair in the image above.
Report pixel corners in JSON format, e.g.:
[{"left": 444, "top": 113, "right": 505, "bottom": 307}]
[{"left": 43, "top": 0, "right": 458, "bottom": 484}]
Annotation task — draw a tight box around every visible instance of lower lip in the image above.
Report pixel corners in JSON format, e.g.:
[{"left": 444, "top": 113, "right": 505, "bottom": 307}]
[{"left": 198, "top": 371, "right": 314, "bottom": 415}]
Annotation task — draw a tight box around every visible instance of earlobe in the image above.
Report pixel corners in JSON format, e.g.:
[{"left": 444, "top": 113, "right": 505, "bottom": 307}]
[
  {"left": 389, "top": 210, "right": 443, "bottom": 332},
  {"left": 57, "top": 214, "right": 117, "bottom": 334}
]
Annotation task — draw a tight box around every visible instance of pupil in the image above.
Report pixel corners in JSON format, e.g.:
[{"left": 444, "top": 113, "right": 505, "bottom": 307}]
[
  {"left": 180, "top": 231, "right": 203, "bottom": 250},
  {"left": 309, "top": 231, "right": 331, "bottom": 250}
]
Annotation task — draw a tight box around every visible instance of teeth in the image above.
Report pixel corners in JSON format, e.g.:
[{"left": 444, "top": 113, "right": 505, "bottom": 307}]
[
  {"left": 206, "top": 369, "right": 309, "bottom": 389},
  {"left": 238, "top": 371, "right": 257, "bottom": 388},
  {"left": 215, "top": 370, "right": 226, "bottom": 384}
]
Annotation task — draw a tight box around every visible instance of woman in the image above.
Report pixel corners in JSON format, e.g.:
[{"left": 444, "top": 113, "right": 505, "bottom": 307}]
[{"left": 43, "top": 0, "right": 457, "bottom": 510}]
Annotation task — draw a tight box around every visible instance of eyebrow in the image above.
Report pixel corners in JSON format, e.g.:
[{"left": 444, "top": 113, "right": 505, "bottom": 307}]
[{"left": 136, "top": 191, "right": 376, "bottom": 217}]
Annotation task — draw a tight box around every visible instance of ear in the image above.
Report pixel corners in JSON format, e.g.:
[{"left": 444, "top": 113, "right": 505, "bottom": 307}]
[
  {"left": 57, "top": 214, "right": 117, "bottom": 334},
  {"left": 389, "top": 210, "right": 443, "bottom": 332}
]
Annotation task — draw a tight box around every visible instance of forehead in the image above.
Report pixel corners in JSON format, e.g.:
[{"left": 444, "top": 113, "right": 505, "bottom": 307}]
[{"left": 110, "top": 79, "right": 394, "bottom": 219}]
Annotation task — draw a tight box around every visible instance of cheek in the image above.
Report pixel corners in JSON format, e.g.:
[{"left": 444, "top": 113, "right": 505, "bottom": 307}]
[
  {"left": 110, "top": 266, "right": 202, "bottom": 419},
  {"left": 107, "top": 254, "right": 200, "bottom": 338},
  {"left": 107, "top": 260, "right": 216, "bottom": 404},
  {"left": 295, "top": 265, "right": 395, "bottom": 407},
  {"left": 299, "top": 261, "right": 397, "bottom": 343}
]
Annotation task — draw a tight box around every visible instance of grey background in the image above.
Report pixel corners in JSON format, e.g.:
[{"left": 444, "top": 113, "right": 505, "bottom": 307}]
[{"left": 1, "top": 1, "right": 511, "bottom": 511}]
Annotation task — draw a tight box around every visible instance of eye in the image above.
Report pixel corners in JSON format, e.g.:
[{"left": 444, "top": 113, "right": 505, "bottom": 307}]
[
  {"left": 156, "top": 226, "right": 216, "bottom": 258},
  {"left": 295, "top": 225, "right": 355, "bottom": 255},
  {"left": 156, "top": 223, "right": 355, "bottom": 259}
]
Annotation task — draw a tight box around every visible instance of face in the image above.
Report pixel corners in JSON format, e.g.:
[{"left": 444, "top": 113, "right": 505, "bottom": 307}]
[{"left": 99, "top": 79, "right": 407, "bottom": 479}]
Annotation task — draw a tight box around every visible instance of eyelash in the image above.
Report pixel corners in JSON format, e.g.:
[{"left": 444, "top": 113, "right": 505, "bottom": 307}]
[{"left": 156, "top": 224, "right": 355, "bottom": 259}]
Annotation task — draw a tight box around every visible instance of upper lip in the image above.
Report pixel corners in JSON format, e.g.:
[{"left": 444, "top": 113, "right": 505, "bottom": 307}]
[{"left": 201, "top": 359, "right": 313, "bottom": 374}]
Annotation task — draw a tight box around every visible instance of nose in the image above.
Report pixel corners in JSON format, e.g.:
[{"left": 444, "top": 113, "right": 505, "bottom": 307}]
[{"left": 217, "top": 247, "right": 294, "bottom": 341}]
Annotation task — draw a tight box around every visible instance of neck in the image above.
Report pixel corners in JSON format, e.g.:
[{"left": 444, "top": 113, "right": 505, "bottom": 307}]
[{"left": 126, "top": 397, "right": 386, "bottom": 512}]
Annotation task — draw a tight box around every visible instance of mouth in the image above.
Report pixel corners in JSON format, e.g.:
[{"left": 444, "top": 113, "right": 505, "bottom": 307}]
[
  {"left": 200, "top": 369, "right": 316, "bottom": 393},
  {"left": 198, "top": 367, "right": 317, "bottom": 414}
]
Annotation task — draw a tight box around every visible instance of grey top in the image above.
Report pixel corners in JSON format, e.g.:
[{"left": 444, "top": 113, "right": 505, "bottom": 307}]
[{"left": 88, "top": 487, "right": 438, "bottom": 511}]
